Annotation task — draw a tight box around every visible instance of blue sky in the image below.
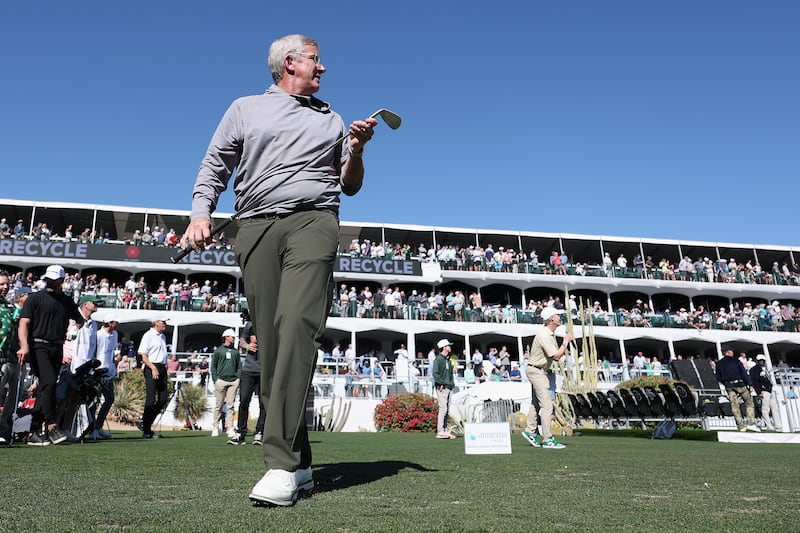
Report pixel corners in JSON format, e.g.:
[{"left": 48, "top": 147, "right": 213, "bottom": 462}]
[{"left": 1, "top": 1, "right": 797, "bottom": 247}]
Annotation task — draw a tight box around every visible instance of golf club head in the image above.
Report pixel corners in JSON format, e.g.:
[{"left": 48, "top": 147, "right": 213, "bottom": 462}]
[{"left": 370, "top": 108, "right": 402, "bottom": 130}]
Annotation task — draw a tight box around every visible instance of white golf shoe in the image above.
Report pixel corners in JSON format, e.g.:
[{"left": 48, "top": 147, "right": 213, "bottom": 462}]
[{"left": 249, "top": 468, "right": 314, "bottom": 506}]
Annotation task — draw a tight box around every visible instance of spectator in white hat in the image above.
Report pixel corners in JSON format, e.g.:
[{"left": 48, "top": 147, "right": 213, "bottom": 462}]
[
  {"left": 210, "top": 328, "right": 241, "bottom": 438},
  {"left": 432, "top": 338, "right": 457, "bottom": 439},
  {"left": 93, "top": 314, "right": 120, "bottom": 439},
  {"left": 522, "top": 307, "right": 573, "bottom": 449}
]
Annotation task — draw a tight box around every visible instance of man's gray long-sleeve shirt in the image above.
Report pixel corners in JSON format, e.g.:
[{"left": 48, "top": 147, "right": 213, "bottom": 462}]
[{"left": 191, "top": 85, "right": 348, "bottom": 220}]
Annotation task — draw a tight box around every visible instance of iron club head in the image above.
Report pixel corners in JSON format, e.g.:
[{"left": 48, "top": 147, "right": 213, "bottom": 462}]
[{"left": 370, "top": 108, "right": 402, "bottom": 130}]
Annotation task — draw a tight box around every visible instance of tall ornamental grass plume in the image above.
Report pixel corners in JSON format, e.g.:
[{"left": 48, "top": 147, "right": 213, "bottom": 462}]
[
  {"left": 374, "top": 392, "right": 438, "bottom": 432},
  {"left": 109, "top": 373, "right": 144, "bottom": 425}
]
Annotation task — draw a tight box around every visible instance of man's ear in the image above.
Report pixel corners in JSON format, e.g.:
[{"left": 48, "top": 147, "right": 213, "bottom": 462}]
[{"left": 284, "top": 55, "right": 296, "bottom": 77}]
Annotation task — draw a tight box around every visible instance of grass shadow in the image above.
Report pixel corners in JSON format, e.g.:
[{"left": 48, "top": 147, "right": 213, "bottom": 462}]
[{"left": 312, "top": 460, "right": 436, "bottom": 493}]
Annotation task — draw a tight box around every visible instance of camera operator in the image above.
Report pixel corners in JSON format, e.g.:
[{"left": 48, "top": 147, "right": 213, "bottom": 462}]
[
  {"left": 17, "top": 265, "right": 83, "bottom": 446},
  {"left": 93, "top": 315, "right": 120, "bottom": 439}
]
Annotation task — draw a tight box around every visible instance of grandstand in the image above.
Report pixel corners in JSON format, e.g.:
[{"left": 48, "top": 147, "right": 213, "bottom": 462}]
[{"left": 2, "top": 197, "right": 799, "bottom": 432}]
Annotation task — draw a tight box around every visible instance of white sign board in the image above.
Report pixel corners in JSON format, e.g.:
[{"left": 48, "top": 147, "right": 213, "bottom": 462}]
[{"left": 463, "top": 422, "right": 512, "bottom": 455}]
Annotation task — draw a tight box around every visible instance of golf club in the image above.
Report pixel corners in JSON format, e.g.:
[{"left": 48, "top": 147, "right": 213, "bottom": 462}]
[{"left": 171, "top": 108, "right": 401, "bottom": 263}]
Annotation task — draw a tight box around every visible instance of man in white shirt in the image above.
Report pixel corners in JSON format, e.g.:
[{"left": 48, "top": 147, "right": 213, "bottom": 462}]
[
  {"left": 344, "top": 344, "right": 356, "bottom": 371},
  {"left": 60, "top": 294, "right": 101, "bottom": 438},
  {"left": 393, "top": 344, "right": 409, "bottom": 382},
  {"left": 93, "top": 315, "right": 119, "bottom": 439},
  {"left": 632, "top": 352, "right": 646, "bottom": 377},
  {"left": 138, "top": 316, "right": 169, "bottom": 439},
  {"left": 69, "top": 295, "right": 100, "bottom": 374},
  {"left": 471, "top": 348, "right": 483, "bottom": 368},
  {"left": 168, "top": 279, "right": 182, "bottom": 311}
]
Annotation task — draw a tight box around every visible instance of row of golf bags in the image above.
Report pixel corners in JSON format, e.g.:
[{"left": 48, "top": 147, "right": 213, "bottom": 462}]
[{"left": 566, "top": 383, "right": 732, "bottom": 424}]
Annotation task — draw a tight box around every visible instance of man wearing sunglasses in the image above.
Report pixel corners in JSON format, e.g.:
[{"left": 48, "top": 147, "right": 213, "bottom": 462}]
[{"left": 185, "top": 34, "right": 377, "bottom": 507}]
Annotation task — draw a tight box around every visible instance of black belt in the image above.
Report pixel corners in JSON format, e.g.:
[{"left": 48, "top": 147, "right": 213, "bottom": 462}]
[
  {"left": 241, "top": 212, "right": 296, "bottom": 220},
  {"left": 241, "top": 207, "right": 335, "bottom": 221},
  {"left": 527, "top": 363, "right": 547, "bottom": 369},
  {"left": 34, "top": 338, "right": 62, "bottom": 345}
]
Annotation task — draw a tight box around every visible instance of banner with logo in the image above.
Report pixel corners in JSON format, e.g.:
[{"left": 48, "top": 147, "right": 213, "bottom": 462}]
[{"left": 0, "top": 240, "right": 423, "bottom": 275}]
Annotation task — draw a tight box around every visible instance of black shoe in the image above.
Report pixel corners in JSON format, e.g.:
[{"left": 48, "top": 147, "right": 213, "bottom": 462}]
[
  {"left": 227, "top": 435, "right": 245, "bottom": 445},
  {"left": 27, "top": 432, "right": 51, "bottom": 446},
  {"left": 142, "top": 432, "right": 161, "bottom": 439},
  {"left": 48, "top": 427, "right": 68, "bottom": 445}
]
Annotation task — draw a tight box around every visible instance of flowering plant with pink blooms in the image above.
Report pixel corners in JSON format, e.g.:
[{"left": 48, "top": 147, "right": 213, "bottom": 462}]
[{"left": 374, "top": 393, "right": 438, "bottom": 432}]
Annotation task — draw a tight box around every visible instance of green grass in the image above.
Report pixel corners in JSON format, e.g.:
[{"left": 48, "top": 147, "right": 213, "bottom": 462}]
[{"left": 1, "top": 430, "right": 797, "bottom": 532}]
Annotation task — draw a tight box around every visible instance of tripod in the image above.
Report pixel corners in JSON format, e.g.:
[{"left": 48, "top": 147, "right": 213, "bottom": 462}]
[{"left": 154, "top": 378, "right": 198, "bottom": 435}]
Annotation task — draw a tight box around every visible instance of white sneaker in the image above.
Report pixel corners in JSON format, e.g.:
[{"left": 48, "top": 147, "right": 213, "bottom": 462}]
[
  {"left": 227, "top": 428, "right": 238, "bottom": 439},
  {"left": 211, "top": 428, "right": 219, "bottom": 437},
  {"left": 746, "top": 425, "right": 761, "bottom": 433},
  {"left": 249, "top": 468, "right": 314, "bottom": 506}
]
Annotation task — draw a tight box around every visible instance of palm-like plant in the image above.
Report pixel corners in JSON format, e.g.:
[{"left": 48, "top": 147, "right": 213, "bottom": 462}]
[
  {"left": 174, "top": 384, "right": 208, "bottom": 423},
  {"left": 110, "top": 376, "right": 144, "bottom": 425}
]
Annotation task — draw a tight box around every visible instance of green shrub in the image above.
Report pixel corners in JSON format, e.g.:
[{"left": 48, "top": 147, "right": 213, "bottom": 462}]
[{"left": 374, "top": 393, "right": 438, "bottom": 432}]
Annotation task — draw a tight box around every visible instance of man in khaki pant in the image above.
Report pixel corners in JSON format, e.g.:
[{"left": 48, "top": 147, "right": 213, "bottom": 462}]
[
  {"left": 433, "top": 339, "right": 457, "bottom": 439},
  {"left": 523, "top": 307, "right": 573, "bottom": 449},
  {"left": 211, "top": 329, "right": 241, "bottom": 438}
]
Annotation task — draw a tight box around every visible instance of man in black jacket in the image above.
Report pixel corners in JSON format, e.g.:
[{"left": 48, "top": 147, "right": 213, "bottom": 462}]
[
  {"left": 716, "top": 346, "right": 759, "bottom": 432},
  {"left": 749, "top": 354, "right": 782, "bottom": 431}
]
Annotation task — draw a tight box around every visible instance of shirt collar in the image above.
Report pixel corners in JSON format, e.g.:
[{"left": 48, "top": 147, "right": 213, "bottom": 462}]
[{"left": 268, "top": 84, "right": 330, "bottom": 113}]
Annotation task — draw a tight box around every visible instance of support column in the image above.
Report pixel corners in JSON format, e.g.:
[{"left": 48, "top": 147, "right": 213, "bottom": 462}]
[{"left": 619, "top": 338, "right": 630, "bottom": 381}]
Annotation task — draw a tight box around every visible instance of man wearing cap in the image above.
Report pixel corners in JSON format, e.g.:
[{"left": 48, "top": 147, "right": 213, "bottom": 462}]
[
  {"left": 93, "top": 315, "right": 120, "bottom": 439},
  {"left": 138, "top": 316, "right": 170, "bottom": 439},
  {"left": 17, "top": 265, "right": 82, "bottom": 446},
  {"left": 716, "top": 346, "right": 759, "bottom": 432},
  {"left": 211, "top": 328, "right": 241, "bottom": 438},
  {"left": 432, "top": 339, "right": 457, "bottom": 439},
  {"left": 68, "top": 294, "right": 101, "bottom": 374},
  {"left": 522, "top": 307, "right": 574, "bottom": 449},
  {"left": 749, "top": 354, "right": 782, "bottom": 431}
]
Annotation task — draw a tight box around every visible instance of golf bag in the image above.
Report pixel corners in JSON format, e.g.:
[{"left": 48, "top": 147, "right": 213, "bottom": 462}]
[
  {"left": 66, "top": 359, "right": 108, "bottom": 439},
  {"left": 652, "top": 418, "right": 677, "bottom": 440},
  {"left": 8, "top": 363, "right": 35, "bottom": 445}
]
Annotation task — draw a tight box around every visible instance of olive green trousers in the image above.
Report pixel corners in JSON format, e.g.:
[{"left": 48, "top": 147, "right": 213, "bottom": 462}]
[{"left": 236, "top": 210, "right": 338, "bottom": 471}]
